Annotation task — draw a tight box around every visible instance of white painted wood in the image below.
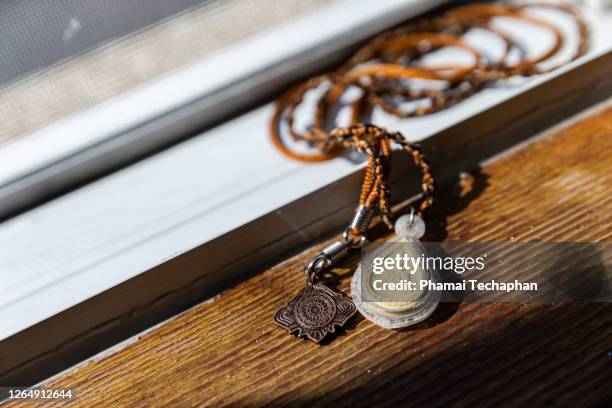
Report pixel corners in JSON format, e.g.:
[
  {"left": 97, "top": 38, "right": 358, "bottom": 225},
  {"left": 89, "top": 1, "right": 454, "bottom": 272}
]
[
  {"left": 0, "top": 0, "right": 450, "bottom": 216},
  {"left": 0, "top": 2, "right": 610, "bottom": 345}
]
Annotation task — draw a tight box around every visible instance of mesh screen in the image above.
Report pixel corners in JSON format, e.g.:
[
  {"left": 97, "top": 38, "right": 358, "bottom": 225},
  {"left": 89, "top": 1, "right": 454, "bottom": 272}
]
[{"left": 0, "top": 0, "right": 330, "bottom": 144}]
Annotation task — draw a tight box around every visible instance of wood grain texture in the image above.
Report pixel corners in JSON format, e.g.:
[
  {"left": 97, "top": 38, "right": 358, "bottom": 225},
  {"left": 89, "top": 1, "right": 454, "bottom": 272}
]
[{"left": 8, "top": 104, "right": 612, "bottom": 407}]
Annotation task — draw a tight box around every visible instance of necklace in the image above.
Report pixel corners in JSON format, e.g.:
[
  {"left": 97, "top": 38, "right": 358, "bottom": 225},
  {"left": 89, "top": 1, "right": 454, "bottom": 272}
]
[
  {"left": 273, "top": 124, "right": 434, "bottom": 342},
  {"left": 271, "top": 2, "right": 588, "bottom": 342}
]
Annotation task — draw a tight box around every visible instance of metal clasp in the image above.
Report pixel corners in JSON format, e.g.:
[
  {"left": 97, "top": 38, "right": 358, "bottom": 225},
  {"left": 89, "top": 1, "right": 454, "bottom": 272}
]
[
  {"left": 304, "top": 240, "right": 350, "bottom": 282},
  {"left": 304, "top": 204, "right": 376, "bottom": 281}
]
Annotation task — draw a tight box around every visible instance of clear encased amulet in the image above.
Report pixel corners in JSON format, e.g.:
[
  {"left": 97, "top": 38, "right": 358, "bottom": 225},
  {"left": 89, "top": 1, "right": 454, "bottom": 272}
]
[{"left": 350, "top": 214, "right": 440, "bottom": 329}]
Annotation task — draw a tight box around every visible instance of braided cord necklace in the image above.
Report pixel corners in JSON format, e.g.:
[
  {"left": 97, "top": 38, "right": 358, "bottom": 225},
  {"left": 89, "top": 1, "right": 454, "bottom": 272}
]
[{"left": 271, "top": 2, "right": 589, "bottom": 342}]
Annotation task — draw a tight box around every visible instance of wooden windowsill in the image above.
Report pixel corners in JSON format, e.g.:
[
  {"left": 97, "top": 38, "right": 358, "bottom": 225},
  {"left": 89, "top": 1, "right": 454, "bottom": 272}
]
[{"left": 9, "top": 101, "right": 611, "bottom": 407}]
